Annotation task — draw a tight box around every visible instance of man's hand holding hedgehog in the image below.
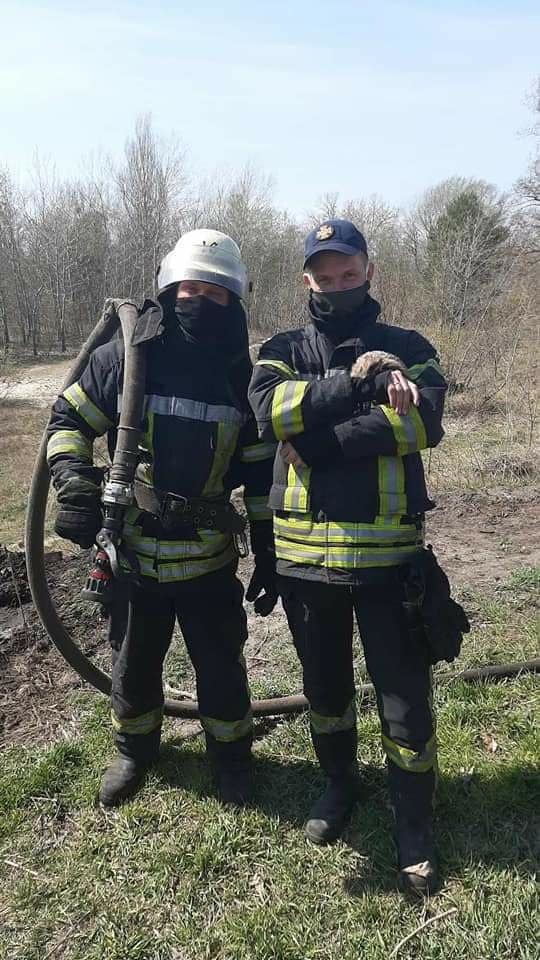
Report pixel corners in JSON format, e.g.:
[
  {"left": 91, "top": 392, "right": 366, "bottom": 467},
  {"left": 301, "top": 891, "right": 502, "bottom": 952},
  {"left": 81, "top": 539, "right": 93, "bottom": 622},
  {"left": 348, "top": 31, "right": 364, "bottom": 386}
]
[{"left": 350, "top": 350, "right": 420, "bottom": 416}]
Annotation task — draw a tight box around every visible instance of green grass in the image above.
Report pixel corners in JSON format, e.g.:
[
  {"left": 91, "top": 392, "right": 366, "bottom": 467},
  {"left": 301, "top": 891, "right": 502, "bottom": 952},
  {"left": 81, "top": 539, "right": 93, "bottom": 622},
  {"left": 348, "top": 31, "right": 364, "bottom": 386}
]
[{"left": 1, "top": 572, "right": 538, "bottom": 960}]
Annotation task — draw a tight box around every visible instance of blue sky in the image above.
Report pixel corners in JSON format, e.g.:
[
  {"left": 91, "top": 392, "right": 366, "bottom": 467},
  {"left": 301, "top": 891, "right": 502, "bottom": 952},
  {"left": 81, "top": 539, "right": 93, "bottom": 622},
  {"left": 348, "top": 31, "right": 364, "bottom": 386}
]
[{"left": 1, "top": 0, "right": 538, "bottom": 215}]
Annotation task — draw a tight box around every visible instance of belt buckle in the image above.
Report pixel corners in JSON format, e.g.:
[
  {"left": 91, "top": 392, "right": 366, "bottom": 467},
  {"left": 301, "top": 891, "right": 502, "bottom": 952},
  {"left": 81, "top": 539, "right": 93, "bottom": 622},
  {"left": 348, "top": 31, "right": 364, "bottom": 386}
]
[{"left": 160, "top": 492, "right": 188, "bottom": 525}]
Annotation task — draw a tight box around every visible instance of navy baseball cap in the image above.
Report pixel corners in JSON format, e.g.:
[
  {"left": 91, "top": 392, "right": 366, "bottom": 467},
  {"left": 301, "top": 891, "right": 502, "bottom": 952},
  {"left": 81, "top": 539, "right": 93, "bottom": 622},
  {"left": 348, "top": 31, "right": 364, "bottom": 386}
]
[{"left": 303, "top": 219, "right": 368, "bottom": 268}]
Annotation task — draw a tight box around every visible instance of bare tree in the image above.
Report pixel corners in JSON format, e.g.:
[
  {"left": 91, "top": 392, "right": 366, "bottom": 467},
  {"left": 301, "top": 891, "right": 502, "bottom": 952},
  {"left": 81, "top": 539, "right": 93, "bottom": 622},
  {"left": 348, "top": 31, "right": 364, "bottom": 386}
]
[
  {"left": 0, "top": 169, "right": 42, "bottom": 353},
  {"left": 113, "top": 114, "right": 188, "bottom": 300}
]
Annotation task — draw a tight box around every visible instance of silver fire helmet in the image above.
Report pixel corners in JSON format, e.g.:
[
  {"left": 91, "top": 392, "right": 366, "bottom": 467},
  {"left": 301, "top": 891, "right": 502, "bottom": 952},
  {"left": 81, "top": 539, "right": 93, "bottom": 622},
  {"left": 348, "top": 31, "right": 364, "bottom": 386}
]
[{"left": 156, "top": 229, "right": 249, "bottom": 301}]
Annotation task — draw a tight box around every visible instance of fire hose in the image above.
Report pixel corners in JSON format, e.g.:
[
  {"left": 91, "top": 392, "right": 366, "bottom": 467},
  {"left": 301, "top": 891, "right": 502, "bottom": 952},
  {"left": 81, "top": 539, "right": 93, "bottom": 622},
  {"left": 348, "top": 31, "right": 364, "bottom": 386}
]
[{"left": 24, "top": 300, "right": 540, "bottom": 720}]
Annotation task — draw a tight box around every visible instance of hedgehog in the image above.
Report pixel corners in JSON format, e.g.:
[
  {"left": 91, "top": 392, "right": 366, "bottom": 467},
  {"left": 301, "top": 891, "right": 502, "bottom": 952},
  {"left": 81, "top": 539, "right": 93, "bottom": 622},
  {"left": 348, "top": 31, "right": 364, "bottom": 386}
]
[{"left": 350, "top": 350, "right": 407, "bottom": 379}]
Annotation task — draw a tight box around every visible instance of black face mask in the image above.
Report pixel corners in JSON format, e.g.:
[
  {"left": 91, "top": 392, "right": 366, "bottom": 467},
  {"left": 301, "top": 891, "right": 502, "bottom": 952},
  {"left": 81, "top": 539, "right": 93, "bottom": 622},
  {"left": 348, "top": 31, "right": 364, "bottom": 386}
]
[
  {"left": 173, "top": 295, "right": 248, "bottom": 359},
  {"left": 310, "top": 282, "right": 371, "bottom": 342},
  {"left": 310, "top": 281, "right": 370, "bottom": 317}
]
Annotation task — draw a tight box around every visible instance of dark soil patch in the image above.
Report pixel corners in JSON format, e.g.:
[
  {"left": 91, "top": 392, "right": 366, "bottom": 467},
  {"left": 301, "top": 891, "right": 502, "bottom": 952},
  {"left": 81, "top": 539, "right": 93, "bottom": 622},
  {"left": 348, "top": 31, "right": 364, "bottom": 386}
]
[
  {"left": 427, "top": 485, "right": 540, "bottom": 593},
  {"left": 0, "top": 550, "right": 110, "bottom": 750}
]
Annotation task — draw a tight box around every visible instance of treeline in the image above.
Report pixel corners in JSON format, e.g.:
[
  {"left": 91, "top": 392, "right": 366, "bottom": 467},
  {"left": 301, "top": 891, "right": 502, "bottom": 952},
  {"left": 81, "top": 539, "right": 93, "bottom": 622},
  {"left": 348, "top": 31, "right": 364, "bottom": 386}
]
[{"left": 1, "top": 108, "right": 538, "bottom": 399}]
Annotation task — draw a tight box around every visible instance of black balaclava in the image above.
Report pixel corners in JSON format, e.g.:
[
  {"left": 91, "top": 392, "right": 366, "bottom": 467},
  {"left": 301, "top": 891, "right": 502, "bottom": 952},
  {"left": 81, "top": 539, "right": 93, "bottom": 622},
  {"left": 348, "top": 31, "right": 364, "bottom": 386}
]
[
  {"left": 164, "top": 292, "right": 249, "bottom": 363},
  {"left": 309, "top": 281, "right": 374, "bottom": 343}
]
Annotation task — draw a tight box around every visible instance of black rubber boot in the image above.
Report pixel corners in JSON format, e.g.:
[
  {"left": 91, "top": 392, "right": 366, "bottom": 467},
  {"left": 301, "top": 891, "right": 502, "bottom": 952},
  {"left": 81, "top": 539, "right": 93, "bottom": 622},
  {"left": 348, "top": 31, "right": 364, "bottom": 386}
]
[
  {"left": 98, "top": 728, "right": 161, "bottom": 808},
  {"left": 98, "top": 756, "right": 150, "bottom": 808},
  {"left": 305, "top": 764, "right": 362, "bottom": 844},
  {"left": 389, "top": 763, "right": 439, "bottom": 897},
  {"left": 396, "top": 817, "right": 438, "bottom": 897},
  {"left": 205, "top": 733, "right": 254, "bottom": 808}
]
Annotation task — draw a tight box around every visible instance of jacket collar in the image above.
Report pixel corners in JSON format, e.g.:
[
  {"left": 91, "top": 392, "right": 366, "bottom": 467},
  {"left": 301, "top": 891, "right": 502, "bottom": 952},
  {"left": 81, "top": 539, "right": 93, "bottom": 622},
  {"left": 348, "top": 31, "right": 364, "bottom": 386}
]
[
  {"left": 305, "top": 293, "right": 381, "bottom": 348},
  {"left": 130, "top": 299, "right": 165, "bottom": 345}
]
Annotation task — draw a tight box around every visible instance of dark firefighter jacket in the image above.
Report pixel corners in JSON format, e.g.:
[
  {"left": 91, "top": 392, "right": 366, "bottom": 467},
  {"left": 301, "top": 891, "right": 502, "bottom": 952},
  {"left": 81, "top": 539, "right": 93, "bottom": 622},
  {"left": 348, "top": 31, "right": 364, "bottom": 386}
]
[
  {"left": 47, "top": 301, "right": 275, "bottom": 585},
  {"left": 248, "top": 296, "right": 447, "bottom": 584}
]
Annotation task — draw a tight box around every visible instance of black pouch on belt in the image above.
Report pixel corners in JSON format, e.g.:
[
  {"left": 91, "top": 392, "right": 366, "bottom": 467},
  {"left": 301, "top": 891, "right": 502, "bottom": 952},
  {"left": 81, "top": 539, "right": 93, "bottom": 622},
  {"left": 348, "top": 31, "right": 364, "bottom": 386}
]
[
  {"left": 134, "top": 480, "right": 247, "bottom": 535},
  {"left": 398, "top": 545, "right": 470, "bottom": 665}
]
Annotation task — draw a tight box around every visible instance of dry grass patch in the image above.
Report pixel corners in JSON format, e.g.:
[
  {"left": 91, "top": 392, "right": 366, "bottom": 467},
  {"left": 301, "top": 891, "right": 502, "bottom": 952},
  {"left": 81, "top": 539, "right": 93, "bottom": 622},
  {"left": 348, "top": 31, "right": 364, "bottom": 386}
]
[{"left": 0, "top": 401, "right": 52, "bottom": 544}]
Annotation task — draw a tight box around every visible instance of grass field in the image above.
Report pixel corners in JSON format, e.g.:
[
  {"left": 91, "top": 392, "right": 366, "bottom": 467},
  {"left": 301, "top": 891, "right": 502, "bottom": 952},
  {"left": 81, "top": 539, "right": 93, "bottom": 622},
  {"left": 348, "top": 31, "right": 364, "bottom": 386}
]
[
  {"left": 0, "top": 570, "right": 538, "bottom": 960},
  {"left": 0, "top": 359, "right": 538, "bottom": 959}
]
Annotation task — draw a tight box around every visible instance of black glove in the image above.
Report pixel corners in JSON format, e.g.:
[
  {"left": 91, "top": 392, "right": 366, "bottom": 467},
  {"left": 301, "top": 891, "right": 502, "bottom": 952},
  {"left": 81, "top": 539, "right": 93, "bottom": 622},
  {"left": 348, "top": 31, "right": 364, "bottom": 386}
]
[
  {"left": 246, "top": 555, "right": 278, "bottom": 616},
  {"left": 52, "top": 471, "right": 104, "bottom": 548},
  {"left": 399, "top": 546, "right": 470, "bottom": 664},
  {"left": 54, "top": 503, "right": 103, "bottom": 549}
]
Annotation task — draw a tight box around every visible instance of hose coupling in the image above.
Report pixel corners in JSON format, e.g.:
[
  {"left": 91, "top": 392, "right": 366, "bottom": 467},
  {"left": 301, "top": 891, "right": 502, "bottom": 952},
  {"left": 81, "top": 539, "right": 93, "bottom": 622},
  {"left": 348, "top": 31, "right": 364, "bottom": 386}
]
[{"left": 103, "top": 480, "right": 135, "bottom": 507}]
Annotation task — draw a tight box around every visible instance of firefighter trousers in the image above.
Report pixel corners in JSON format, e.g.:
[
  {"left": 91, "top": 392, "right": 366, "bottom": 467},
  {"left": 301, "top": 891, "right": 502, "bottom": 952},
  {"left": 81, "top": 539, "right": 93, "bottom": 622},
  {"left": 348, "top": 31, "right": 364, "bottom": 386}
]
[
  {"left": 279, "top": 575, "right": 436, "bottom": 786},
  {"left": 107, "top": 562, "right": 252, "bottom": 761}
]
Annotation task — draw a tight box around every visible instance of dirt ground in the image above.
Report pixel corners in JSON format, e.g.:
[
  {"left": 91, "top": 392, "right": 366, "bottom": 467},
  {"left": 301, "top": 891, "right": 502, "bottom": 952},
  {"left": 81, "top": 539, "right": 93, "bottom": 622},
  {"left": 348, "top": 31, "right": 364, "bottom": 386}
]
[
  {"left": 0, "top": 358, "right": 72, "bottom": 405},
  {"left": 1, "top": 360, "right": 538, "bottom": 752},
  {"left": 426, "top": 486, "right": 540, "bottom": 590}
]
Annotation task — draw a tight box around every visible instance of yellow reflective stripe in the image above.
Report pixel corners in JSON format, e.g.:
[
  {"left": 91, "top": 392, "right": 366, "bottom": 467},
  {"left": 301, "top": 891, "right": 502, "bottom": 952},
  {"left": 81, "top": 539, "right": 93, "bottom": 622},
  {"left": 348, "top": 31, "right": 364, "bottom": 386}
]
[
  {"left": 137, "top": 410, "right": 155, "bottom": 486},
  {"left": 135, "top": 543, "right": 237, "bottom": 582},
  {"left": 123, "top": 525, "right": 232, "bottom": 559},
  {"left": 380, "top": 405, "right": 416, "bottom": 456},
  {"left": 240, "top": 441, "right": 278, "bottom": 463},
  {"left": 256, "top": 359, "right": 296, "bottom": 379},
  {"left": 283, "top": 464, "right": 311, "bottom": 512},
  {"left": 244, "top": 496, "right": 272, "bottom": 521},
  {"left": 310, "top": 698, "right": 356, "bottom": 734},
  {"left": 46, "top": 429, "right": 92, "bottom": 462},
  {"left": 63, "top": 382, "right": 113, "bottom": 435},
  {"left": 111, "top": 707, "right": 163, "bottom": 735},
  {"left": 382, "top": 733, "right": 437, "bottom": 773},
  {"left": 380, "top": 404, "right": 428, "bottom": 456},
  {"left": 273, "top": 515, "right": 422, "bottom": 544},
  {"left": 202, "top": 422, "right": 240, "bottom": 496},
  {"left": 273, "top": 515, "right": 423, "bottom": 569},
  {"left": 405, "top": 358, "right": 445, "bottom": 382},
  {"left": 271, "top": 381, "right": 308, "bottom": 440},
  {"left": 378, "top": 455, "right": 407, "bottom": 516},
  {"left": 200, "top": 710, "right": 253, "bottom": 742},
  {"left": 409, "top": 404, "right": 427, "bottom": 451},
  {"left": 274, "top": 539, "right": 421, "bottom": 568}
]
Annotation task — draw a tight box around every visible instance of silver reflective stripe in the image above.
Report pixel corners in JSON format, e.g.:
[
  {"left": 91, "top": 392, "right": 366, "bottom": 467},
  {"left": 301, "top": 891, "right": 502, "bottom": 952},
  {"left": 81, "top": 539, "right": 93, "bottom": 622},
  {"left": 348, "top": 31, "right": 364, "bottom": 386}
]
[
  {"left": 117, "top": 393, "right": 243, "bottom": 425},
  {"left": 240, "top": 441, "right": 278, "bottom": 463},
  {"left": 123, "top": 526, "right": 232, "bottom": 559},
  {"left": 200, "top": 710, "right": 253, "bottom": 742},
  {"left": 399, "top": 413, "right": 418, "bottom": 453},
  {"left": 273, "top": 517, "right": 421, "bottom": 543},
  {"left": 310, "top": 698, "right": 356, "bottom": 734},
  {"left": 274, "top": 542, "right": 420, "bottom": 568},
  {"left": 382, "top": 456, "right": 402, "bottom": 514},
  {"left": 47, "top": 429, "right": 93, "bottom": 461},
  {"left": 283, "top": 465, "right": 311, "bottom": 512},
  {"left": 279, "top": 381, "right": 305, "bottom": 436},
  {"left": 135, "top": 544, "right": 237, "bottom": 582},
  {"left": 382, "top": 733, "right": 437, "bottom": 773},
  {"left": 111, "top": 706, "right": 163, "bottom": 735}
]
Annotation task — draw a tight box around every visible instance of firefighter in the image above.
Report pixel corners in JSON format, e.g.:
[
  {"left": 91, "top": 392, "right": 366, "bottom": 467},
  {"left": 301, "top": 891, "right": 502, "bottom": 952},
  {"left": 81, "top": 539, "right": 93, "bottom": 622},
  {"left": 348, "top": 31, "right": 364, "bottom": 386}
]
[
  {"left": 47, "top": 230, "right": 277, "bottom": 808},
  {"left": 248, "top": 219, "right": 447, "bottom": 896}
]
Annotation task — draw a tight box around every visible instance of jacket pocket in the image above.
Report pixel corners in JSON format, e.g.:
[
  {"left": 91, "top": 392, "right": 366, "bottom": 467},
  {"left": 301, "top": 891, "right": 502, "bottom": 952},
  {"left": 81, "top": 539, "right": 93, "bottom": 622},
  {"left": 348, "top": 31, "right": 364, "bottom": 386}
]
[{"left": 268, "top": 463, "right": 312, "bottom": 514}]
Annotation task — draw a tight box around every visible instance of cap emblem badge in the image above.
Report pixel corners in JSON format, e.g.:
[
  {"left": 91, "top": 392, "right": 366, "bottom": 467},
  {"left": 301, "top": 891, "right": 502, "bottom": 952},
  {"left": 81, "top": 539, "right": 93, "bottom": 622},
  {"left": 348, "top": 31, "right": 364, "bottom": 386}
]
[{"left": 315, "top": 223, "right": 334, "bottom": 241}]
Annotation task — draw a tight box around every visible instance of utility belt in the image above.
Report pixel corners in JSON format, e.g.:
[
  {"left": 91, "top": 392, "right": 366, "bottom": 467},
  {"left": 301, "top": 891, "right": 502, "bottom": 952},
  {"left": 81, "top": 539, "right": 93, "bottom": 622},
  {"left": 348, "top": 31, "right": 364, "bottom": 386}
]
[
  {"left": 133, "top": 480, "right": 248, "bottom": 554},
  {"left": 398, "top": 545, "right": 470, "bottom": 665}
]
